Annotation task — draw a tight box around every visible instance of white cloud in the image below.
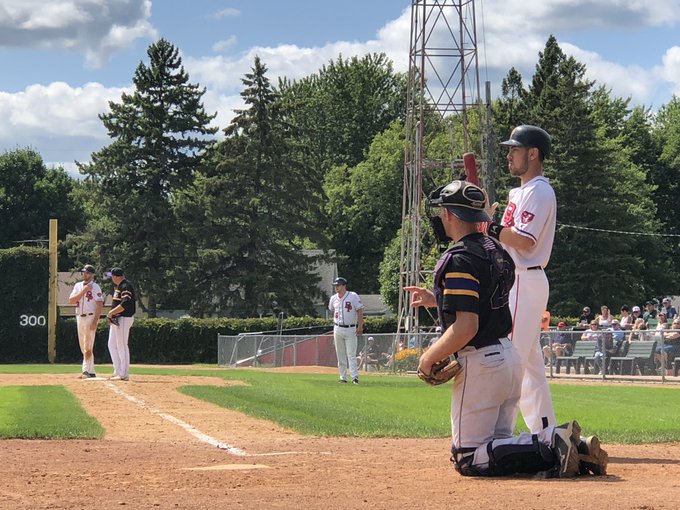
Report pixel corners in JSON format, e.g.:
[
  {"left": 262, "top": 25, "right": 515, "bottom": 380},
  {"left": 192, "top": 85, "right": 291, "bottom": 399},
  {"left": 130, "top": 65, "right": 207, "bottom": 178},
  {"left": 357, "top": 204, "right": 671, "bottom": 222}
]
[
  {"left": 0, "top": 0, "right": 157, "bottom": 67},
  {"left": 657, "top": 46, "right": 680, "bottom": 95},
  {"left": 212, "top": 35, "right": 237, "bottom": 53},
  {"left": 213, "top": 7, "right": 240, "bottom": 19}
]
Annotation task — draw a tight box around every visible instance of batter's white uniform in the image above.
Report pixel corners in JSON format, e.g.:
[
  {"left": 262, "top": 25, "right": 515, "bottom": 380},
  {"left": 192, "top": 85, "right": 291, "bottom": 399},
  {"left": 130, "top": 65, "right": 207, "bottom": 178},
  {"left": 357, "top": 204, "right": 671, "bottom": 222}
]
[
  {"left": 501, "top": 175, "right": 557, "bottom": 433},
  {"left": 328, "top": 291, "right": 364, "bottom": 381},
  {"left": 69, "top": 280, "right": 104, "bottom": 375}
]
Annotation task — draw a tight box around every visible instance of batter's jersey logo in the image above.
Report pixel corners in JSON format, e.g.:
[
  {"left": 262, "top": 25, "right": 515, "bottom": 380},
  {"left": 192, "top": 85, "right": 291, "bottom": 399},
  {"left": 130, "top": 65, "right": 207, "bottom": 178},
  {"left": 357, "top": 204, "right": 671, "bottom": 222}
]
[
  {"left": 345, "top": 301, "right": 353, "bottom": 312},
  {"left": 521, "top": 211, "right": 535, "bottom": 224},
  {"left": 502, "top": 202, "right": 516, "bottom": 227}
]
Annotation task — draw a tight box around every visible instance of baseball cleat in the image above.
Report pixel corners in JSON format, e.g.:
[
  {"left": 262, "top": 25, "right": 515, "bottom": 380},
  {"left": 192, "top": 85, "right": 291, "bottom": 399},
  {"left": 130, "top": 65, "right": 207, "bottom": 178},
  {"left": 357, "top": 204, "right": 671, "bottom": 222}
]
[
  {"left": 352, "top": 378, "right": 359, "bottom": 385},
  {"left": 109, "top": 374, "right": 122, "bottom": 381},
  {"left": 120, "top": 376, "right": 129, "bottom": 381},
  {"left": 577, "top": 435, "right": 608, "bottom": 476},
  {"left": 88, "top": 373, "right": 97, "bottom": 378},
  {"left": 339, "top": 379, "right": 348, "bottom": 383},
  {"left": 80, "top": 371, "right": 90, "bottom": 379},
  {"left": 552, "top": 420, "right": 581, "bottom": 478}
]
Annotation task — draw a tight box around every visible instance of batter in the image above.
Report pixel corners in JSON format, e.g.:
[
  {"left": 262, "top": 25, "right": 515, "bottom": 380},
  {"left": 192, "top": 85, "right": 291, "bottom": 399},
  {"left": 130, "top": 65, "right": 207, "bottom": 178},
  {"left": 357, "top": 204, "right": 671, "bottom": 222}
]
[{"left": 486, "top": 125, "right": 557, "bottom": 433}]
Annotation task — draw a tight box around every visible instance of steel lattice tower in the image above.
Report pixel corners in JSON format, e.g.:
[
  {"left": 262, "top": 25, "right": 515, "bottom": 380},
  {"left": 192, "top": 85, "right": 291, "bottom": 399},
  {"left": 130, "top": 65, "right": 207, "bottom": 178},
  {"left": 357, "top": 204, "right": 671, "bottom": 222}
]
[{"left": 397, "top": 0, "right": 490, "bottom": 334}]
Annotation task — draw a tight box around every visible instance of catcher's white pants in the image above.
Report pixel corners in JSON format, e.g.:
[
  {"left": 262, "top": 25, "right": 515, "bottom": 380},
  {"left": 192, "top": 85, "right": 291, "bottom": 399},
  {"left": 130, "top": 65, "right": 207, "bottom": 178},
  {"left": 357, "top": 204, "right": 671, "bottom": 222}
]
[
  {"left": 76, "top": 315, "right": 97, "bottom": 374},
  {"left": 509, "top": 268, "right": 556, "bottom": 433},
  {"left": 108, "top": 317, "right": 134, "bottom": 378},
  {"left": 452, "top": 338, "right": 521, "bottom": 450},
  {"left": 333, "top": 326, "right": 358, "bottom": 380}
]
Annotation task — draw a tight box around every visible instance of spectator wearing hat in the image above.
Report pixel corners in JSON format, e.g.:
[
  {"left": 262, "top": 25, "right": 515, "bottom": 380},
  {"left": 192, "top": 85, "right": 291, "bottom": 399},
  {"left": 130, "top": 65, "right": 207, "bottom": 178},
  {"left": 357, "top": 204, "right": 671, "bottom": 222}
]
[
  {"left": 105, "top": 267, "right": 136, "bottom": 381},
  {"left": 643, "top": 301, "right": 658, "bottom": 325},
  {"left": 631, "top": 305, "right": 642, "bottom": 324},
  {"left": 661, "top": 298, "right": 677, "bottom": 320},
  {"left": 619, "top": 305, "right": 634, "bottom": 330},
  {"left": 328, "top": 277, "right": 364, "bottom": 384},
  {"left": 542, "top": 321, "right": 574, "bottom": 364},
  {"left": 68, "top": 264, "right": 104, "bottom": 378},
  {"left": 578, "top": 306, "right": 594, "bottom": 328}
]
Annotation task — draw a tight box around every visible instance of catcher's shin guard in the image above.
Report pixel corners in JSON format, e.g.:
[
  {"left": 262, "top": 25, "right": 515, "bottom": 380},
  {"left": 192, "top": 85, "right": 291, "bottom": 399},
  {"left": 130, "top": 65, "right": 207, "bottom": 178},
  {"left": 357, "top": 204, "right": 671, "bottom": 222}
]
[{"left": 485, "top": 435, "right": 555, "bottom": 476}]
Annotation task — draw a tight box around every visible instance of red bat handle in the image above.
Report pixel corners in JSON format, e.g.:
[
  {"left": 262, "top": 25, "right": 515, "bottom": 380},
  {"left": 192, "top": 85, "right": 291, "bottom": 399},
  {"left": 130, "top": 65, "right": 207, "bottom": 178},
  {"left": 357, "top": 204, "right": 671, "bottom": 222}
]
[{"left": 463, "top": 152, "right": 479, "bottom": 185}]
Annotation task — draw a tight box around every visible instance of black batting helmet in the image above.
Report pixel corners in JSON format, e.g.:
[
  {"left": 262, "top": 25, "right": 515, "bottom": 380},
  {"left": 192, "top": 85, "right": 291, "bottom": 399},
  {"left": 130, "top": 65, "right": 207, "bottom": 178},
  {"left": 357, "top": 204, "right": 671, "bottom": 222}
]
[
  {"left": 500, "top": 125, "right": 551, "bottom": 160},
  {"left": 426, "top": 180, "right": 490, "bottom": 223},
  {"left": 333, "top": 277, "right": 347, "bottom": 286}
]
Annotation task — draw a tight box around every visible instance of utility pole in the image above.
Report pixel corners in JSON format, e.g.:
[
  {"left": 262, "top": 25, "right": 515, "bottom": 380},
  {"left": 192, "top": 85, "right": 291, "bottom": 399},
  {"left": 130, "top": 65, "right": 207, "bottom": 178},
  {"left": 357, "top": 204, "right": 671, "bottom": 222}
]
[{"left": 397, "top": 0, "right": 487, "bottom": 334}]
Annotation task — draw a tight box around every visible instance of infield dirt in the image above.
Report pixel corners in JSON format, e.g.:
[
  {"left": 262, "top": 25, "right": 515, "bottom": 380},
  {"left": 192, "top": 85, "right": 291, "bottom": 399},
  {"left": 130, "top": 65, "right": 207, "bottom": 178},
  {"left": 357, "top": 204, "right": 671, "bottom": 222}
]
[{"left": 1, "top": 368, "right": 679, "bottom": 509}]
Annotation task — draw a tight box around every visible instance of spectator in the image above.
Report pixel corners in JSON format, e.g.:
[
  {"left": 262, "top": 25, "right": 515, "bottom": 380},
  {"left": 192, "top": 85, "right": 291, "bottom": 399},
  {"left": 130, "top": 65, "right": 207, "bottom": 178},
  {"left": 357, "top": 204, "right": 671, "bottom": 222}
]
[
  {"left": 542, "top": 321, "right": 574, "bottom": 364},
  {"left": 661, "top": 298, "right": 677, "bottom": 320},
  {"left": 631, "top": 305, "right": 642, "bottom": 323},
  {"left": 596, "top": 306, "right": 612, "bottom": 327},
  {"left": 658, "top": 319, "right": 680, "bottom": 375},
  {"left": 643, "top": 301, "right": 658, "bottom": 325},
  {"left": 578, "top": 307, "right": 594, "bottom": 327},
  {"left": 357, "top": 336, "right": 381, "bottom": 371},
  {"left": 580, "top": 320, "right": 607, "bottom": 375},
  {"left": 608, "top": 319, "right": 626, "bottom": 354},
  {"left": 628, "top": 319, "right": 648, "bottom": 343},
  {"left": 619, "top": 305, "right": 634, "bottom": 330}
]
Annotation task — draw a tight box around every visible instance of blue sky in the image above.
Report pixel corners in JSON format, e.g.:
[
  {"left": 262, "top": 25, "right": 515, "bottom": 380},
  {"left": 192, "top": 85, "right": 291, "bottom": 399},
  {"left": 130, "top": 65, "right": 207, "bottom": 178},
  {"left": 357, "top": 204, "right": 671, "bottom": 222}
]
[{"left": 1, "top": 0, "right": 679, "bottom": 175}]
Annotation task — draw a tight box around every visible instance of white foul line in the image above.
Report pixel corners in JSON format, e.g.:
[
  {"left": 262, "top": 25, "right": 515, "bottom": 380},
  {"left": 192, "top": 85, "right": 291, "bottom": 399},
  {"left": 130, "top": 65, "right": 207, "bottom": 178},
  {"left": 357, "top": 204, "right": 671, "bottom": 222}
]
[{"left": 105, "top": 382, "right": 247, "bottom": 457}]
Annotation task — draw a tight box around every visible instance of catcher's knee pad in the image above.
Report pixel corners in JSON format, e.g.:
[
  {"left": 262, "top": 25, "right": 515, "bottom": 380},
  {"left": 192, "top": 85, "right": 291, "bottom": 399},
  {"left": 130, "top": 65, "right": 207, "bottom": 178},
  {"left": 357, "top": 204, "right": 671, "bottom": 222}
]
[
  {"left": 451, "top": 447, "right": 483, "bottom": 477},
  {"left": 486, "top": 435, "right": 555, "bottom": 476}
]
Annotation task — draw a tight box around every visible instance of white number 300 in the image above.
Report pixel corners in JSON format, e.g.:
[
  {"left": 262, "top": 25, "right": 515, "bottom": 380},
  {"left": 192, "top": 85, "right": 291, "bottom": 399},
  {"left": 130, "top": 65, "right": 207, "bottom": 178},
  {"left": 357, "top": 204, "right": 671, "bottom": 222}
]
[{"left": 19, "top": 315, "right": 46, "bottom": 327}]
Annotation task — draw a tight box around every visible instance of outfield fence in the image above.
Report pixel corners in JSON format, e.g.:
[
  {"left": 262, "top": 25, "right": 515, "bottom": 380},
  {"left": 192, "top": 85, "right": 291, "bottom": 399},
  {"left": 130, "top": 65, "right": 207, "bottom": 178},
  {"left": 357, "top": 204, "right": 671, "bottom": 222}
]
[{"left": 217, "top": 328, "right": 680, "bottom": 383}]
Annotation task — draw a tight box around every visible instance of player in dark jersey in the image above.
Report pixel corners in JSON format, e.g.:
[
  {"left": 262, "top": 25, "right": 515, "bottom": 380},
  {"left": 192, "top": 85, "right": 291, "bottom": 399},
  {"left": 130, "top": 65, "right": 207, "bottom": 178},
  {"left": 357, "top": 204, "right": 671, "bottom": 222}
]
[
  {"left": 106, "top": 267, "right": 136, "bottom": 381},
  {"left": 405, "top": 180, "right": 607, "bottom": 477}
]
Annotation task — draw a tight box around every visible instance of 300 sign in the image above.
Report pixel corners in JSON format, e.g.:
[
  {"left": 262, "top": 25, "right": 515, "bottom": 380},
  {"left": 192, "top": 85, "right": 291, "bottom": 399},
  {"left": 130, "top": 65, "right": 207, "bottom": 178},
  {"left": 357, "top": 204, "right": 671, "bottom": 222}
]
[{"left": 19, "top": 315, "right": 46, "bottom": 327}]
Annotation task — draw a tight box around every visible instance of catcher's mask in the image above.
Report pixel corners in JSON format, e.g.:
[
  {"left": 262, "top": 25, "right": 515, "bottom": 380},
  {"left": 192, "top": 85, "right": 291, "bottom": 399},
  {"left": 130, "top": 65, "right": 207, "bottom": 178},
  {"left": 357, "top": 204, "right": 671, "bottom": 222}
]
[{"left": 425, "top": 181, "right": 490, "bottom": 243}]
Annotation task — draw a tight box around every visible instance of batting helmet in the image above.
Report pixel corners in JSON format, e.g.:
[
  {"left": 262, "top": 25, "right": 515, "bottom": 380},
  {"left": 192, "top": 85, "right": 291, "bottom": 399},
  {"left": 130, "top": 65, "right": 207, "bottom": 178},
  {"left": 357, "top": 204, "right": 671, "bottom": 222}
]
[
  {"left": 333, "top": 277, "right": 348, "bottom": 286},
  {"left": 500, "top": 125, "right": 551, "bottom": 160}
]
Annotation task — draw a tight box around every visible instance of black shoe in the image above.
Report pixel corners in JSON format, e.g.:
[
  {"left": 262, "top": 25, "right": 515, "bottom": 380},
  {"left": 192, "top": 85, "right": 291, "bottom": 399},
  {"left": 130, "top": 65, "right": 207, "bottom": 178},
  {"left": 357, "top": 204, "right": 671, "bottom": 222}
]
[
  {"left": 339, "top": 379, "right": 348, "bottom": 383},
  {"left": 80, "top": 371, "right": 90, "bottom": 379},
  {"left": 88, "top": 372, "right": 97, "bottom": 378},
  {"left": 352, "top": 378, "right": 359, "bottom": 385}
]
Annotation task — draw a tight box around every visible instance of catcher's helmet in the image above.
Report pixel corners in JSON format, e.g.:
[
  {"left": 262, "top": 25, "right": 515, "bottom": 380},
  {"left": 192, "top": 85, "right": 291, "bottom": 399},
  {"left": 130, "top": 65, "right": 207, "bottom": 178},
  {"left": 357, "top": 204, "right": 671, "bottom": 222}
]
[
  {"left": 333, "top": 277, "right": 348, "bottom": 286},
  {"left": 426, "top": 180, "right": 490, "bottom": 223},
  {"left": 500, "top": 125, "right": 551, "bottom": 160}
]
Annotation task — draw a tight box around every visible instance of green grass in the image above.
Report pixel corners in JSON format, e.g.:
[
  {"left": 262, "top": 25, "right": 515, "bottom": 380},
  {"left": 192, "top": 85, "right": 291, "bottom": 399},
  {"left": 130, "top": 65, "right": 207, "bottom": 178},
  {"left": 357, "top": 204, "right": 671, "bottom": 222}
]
[
  {"left": 2, "top": 365, "right": 679, "bottom": 443},
  {"left": 0, "top": 385, "right": 104, "bottom": 439}
]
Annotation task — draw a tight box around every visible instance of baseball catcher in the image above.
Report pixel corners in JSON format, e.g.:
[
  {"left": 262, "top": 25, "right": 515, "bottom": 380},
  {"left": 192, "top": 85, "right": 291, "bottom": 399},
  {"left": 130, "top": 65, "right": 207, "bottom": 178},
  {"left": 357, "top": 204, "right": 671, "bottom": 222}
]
[{"left": 404, "top": 179, "right": 607, "bottom": 478}]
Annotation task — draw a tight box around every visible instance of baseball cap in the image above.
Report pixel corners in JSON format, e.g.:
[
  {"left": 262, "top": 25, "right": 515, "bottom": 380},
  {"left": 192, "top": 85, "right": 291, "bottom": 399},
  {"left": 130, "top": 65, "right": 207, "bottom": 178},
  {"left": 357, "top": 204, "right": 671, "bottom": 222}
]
[
  {"left": 663, "top": 298, "right": 671, "bottom": 303},
  {"left": 333, "top": 277, "right": 347, "bottom": 286},
  {"left": 583, "top": 307, "right": 590, "bottom": 312},
  {"left": 106, "top": 267, "right": 125, "bottom": 277},
  {"left": 367, "top": 336, "right": 375, "bottom": 342},
  {"left": 426, "top": 180, "right": 490, "bottom": 223},
  {"left": 80, "top": 264, "right": 96, "bottom": 274},
  {"left": 632, "top": 306, "right": 641, "bottom": 312},
  {"left": 611, "top": 319, "right": 620, "bottom": 324}
]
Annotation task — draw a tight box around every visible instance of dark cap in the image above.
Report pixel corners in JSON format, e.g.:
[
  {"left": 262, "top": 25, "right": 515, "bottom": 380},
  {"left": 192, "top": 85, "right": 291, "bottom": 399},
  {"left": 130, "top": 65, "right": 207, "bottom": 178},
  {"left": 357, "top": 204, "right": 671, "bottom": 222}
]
[
  {"left": 426, "top": 180, "right": 490, "bottom": 223},
  {"left": 500, "top": 125, "right": 551, "bottom": 159},
  {"left": 106, "top": 267, "right": 125, "bottom": 277},
  {"left": 333, "top": 277, "right": 347, "bottom": 286},
  {"left": 80, "top": 264, "right": 96, "bottom": 274}
]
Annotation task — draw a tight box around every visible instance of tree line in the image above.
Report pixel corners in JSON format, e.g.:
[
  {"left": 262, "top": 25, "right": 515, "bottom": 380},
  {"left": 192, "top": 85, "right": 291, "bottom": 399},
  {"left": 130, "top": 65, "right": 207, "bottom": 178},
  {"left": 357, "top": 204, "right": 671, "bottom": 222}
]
[{"left": 3, "top": 36, "right": 679, "bottom": 318}]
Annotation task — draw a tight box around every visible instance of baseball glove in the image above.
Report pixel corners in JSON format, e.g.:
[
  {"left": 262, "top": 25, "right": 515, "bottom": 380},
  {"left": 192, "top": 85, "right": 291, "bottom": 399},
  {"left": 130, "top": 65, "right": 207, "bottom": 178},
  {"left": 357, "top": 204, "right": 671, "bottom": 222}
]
[
  {"left": 107, "top": 316, "right": 119, "bottom": 326},
  {"left": 417, "top": 358, "right": 461, "bottom": 386}
]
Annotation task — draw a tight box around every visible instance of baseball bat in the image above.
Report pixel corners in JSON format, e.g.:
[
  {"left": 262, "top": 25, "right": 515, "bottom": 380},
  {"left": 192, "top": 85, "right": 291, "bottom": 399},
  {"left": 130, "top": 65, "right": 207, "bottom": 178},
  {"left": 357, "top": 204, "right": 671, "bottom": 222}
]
[{"left": 463, "top": 152, "right": 479, "bottom": 185}]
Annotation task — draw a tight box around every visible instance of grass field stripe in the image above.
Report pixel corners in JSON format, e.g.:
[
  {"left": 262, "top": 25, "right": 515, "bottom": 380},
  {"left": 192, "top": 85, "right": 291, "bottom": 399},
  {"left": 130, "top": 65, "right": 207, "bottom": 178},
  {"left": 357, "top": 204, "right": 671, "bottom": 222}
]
[{"left": 105, "top": 382, "right": 247, "bottom": 457}]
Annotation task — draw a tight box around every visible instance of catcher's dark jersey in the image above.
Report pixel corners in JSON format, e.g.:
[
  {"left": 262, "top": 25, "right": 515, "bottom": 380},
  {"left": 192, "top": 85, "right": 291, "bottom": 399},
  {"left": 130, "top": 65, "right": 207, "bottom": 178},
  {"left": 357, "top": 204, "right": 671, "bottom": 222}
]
[
  {"left": 112, "top": 279, "right": 136, "bottom": 317},
  {"left": 434, "top": 232, "right": 514, "bottom": 350}
]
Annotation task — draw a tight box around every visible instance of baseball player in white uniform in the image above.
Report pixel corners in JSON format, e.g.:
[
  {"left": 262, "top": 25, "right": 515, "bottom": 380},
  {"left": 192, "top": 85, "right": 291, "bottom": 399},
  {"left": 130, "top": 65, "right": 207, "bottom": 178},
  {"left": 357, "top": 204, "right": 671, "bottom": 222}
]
[
  {"left": 328, "top": 277, "right": 364, "bottom": 384},
  {"left": 68, "top": 264, "right": 104, "bottom": 378},
  {"left": 486, "top": 125, "right": 557, "bottom": 433}
]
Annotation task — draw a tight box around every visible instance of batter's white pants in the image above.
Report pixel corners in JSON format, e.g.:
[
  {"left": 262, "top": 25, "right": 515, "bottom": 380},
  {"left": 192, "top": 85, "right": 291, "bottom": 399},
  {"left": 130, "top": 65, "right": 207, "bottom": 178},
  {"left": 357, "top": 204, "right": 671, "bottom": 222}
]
[
  {"left": 108, "top": 317, "right": 134, "bottom": 378},
  {"left": 76, "top": 315, "right": 98, "bottom": 374},
  {"left": 452, "top": 338, "right": 522, "bottom": 450},
  {"left": 333, "top": 326, "right": 359, "bottom": 381},
  {"left": 509, "top": 269, "right": 556, "bottom": 433}
]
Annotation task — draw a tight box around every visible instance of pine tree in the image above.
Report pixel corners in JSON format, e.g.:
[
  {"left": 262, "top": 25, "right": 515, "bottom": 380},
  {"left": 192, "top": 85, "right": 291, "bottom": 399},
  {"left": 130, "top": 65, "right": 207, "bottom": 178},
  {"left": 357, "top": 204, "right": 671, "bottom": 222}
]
[
  {"left": 76, "top": 39, "right": 217, "bottom": 316},
  {"left": 177, "top": 56, "right": 326, "bottom": 317}
]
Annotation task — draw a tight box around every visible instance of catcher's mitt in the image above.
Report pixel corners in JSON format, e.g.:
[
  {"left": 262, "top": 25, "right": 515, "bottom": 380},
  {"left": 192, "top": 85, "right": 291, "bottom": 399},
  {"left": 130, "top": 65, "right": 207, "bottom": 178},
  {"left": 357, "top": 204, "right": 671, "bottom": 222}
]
[
  {"left": 107, "top": 316, "right": 119, "bottom": 326},
  {"left": 417, "top": 358, "right": 461, "bottom": 386}
]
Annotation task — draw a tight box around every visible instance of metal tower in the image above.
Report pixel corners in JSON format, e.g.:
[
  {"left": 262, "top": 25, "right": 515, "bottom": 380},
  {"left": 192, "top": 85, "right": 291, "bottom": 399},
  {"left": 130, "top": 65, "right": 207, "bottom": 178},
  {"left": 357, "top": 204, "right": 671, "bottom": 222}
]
[{"left": 397, "top": 0, "right": 488, "bottom": 334}]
